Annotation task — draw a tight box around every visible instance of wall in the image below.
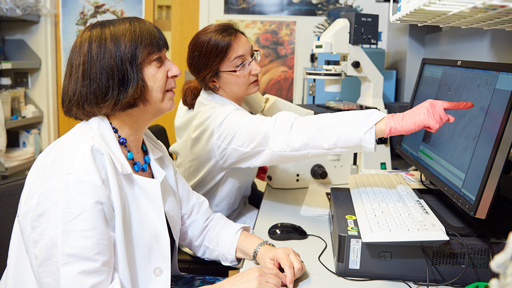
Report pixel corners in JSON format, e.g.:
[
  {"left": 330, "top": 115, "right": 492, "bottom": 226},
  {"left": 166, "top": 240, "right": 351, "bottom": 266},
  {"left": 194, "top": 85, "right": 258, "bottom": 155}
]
[
  {"left": 163, "top": 0, "right": 199, "bottom": 145},
  {"left": 386, "top": 15, "right": 512, "bottom": 102},
  {"left": 424, "top": 28, "right": 512, "bottom": 63}
]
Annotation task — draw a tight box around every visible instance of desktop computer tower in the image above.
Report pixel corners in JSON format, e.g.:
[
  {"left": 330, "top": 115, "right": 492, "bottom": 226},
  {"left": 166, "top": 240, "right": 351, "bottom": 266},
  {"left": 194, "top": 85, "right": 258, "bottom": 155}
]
[{"left": 328, "top": 188, "right": 504, "bottom": 286}]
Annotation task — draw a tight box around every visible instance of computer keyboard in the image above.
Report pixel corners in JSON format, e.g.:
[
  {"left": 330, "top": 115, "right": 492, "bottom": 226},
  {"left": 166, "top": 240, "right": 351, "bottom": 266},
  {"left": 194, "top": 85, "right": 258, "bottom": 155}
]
[{"left": 348, "top": 173, "right": 449, "bottom": 246}]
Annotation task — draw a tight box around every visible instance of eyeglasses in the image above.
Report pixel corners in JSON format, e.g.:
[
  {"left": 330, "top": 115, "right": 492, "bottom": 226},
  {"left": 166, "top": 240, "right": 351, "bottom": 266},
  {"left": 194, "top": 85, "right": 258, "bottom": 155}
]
[{"left": 219, "top": 50, "right": 260, "bottom": 75}]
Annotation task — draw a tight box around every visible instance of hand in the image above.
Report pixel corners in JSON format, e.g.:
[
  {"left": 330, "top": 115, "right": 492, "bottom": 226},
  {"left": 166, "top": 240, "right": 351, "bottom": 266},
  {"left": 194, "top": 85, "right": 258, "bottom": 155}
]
[
  {"left": 256, "top": 246, "right": 306, "bottom": 288},
  {"left": 208, "top": 266, "right": 283, "bottom": 288},
  {"left": 384, "top": 100, "right": 474, "bottom": 138}
]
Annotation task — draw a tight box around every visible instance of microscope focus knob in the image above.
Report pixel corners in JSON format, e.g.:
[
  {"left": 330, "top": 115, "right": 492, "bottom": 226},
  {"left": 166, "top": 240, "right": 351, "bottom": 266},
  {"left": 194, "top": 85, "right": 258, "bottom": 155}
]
[
  {"left": 311, "top": 164, "right": 328, "bottom": 180},
  {"left": 351, "top": 61, "right": 361, "bottom": 69}
]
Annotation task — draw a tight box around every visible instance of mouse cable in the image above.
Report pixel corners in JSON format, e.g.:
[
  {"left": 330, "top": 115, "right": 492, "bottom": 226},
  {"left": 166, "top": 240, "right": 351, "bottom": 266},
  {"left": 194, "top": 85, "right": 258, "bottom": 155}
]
[
  {"left": 307, "top": 233, "right": 412, "bottom": 287},
  {"left": 413, "top": 231, "right": 470, "bottom": 287}
]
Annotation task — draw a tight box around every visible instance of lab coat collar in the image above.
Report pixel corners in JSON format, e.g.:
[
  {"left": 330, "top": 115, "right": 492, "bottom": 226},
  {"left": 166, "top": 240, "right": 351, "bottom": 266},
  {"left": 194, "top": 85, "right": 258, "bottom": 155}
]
[
  {"left": 89, "top": 116, "right": 167, "bottom": 177},
  {"left": 200, "top": 89, "right": 245, "bottom": 110}
]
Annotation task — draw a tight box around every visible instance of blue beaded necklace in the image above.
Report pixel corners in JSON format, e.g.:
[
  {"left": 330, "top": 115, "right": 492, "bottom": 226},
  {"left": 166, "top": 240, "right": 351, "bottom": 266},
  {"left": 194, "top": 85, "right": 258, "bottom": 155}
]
[{"left": 110, "top": 122, "right": 151, "bottom": 173}]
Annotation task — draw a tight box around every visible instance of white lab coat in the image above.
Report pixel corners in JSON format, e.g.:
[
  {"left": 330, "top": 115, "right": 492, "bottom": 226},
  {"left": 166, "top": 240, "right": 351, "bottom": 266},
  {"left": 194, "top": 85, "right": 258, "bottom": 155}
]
[
  {"left": 170, "top": 90, "right": 386, "bottom": 226},
  {"left": 0, "top": 116, "right": 248, "bottom": 288}
]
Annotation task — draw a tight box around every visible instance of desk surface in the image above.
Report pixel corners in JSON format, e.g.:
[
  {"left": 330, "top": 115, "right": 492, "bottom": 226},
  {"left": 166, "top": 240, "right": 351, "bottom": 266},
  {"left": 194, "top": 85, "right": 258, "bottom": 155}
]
[{"left": 241, "top": 185, "right": 452, "bottom": 288}]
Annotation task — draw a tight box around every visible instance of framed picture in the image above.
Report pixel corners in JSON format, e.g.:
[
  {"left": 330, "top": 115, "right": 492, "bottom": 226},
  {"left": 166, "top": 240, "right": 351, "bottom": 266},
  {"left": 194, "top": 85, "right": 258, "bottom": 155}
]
[
  {"left": 224, "top": 0, "right": 348, "bottom": 16},
  {"left": 59, "top": 0, "right": 144, "bottom": 76}
]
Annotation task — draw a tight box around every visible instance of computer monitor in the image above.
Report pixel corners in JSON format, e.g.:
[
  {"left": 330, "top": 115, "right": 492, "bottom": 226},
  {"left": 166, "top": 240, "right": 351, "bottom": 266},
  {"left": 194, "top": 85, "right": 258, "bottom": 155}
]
[{"left": 396, "top": 58, "right": 512, "bottom": 220}]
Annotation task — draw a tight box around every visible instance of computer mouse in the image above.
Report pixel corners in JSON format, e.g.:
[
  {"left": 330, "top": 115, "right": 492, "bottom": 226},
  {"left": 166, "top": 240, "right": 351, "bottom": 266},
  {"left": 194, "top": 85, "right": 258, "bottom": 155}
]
[{"left": 268, "top": 222, "right": 308, "bottom": 241}]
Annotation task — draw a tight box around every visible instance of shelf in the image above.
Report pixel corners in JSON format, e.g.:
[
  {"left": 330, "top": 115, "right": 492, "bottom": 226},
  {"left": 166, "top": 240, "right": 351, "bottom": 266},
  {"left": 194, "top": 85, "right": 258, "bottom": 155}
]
[
  {"left": 0, "top": 39, "right": 42, "bottom": 70},
  {"left": 390, "top": 0, "right": 512, "bottom": 30},
  {"left": 0, "top": 157, "right": 34, "bottom": 175},
  {"left": 5, "top": 115, "right": 43, "bottom": 130},
  {"left": 0, "top": 14, "right": 40, "bottom": 22},
  {"left": 0, "top": 14, "right": 41, "bottom": 178}
]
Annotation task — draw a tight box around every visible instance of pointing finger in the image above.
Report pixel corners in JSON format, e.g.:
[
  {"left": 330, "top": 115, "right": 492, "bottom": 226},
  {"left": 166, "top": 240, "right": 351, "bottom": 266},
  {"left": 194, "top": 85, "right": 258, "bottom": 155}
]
[{"left": 440, "top": 101, "right": 474, "bottom": 110}]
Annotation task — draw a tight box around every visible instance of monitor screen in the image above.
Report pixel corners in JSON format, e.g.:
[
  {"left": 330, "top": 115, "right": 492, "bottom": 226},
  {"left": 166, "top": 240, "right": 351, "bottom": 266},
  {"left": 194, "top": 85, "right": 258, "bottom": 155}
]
[{"left": 396, "top": 58, "right": 512, "bottom": 219}]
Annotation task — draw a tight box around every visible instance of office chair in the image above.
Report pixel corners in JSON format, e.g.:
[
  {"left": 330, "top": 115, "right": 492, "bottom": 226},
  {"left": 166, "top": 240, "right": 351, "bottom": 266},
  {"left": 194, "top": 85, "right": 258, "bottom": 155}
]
[
  {"left": 0, "top": 175, "right": 26, "bottom": 278},
  {"left": 148, "top": 124, "right": 174, "bottom": 159}
]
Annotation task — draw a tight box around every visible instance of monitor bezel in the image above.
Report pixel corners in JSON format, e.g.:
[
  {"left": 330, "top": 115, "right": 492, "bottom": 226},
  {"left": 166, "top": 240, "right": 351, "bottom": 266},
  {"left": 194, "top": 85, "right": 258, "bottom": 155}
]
[{"left": 395, "top": 58, "right": 512, "bottom": 219}]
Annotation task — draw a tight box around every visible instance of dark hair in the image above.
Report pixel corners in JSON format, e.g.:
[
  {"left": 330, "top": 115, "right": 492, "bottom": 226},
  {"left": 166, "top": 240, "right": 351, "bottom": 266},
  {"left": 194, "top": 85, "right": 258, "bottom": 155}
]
[
  {"left": 62, "top": 17, "right": 169, "bottom": 121},
  {"left": 182, "top": 22, "right": 246, "bottom": 109}
]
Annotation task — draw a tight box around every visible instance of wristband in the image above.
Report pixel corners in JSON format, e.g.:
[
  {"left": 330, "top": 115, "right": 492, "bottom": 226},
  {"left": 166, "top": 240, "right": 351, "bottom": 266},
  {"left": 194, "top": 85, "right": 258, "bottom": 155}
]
[{"left": 252, "top": 240, "right": 276, "bottom": 265}]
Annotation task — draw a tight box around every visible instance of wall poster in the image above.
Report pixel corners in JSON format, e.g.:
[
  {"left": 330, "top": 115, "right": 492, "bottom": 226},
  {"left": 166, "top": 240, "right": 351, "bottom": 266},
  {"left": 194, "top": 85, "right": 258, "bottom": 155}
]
[
  {"left": 59, "top": 0, "right": 144, "bottom": 76},
  {"left": 224, "top": 0, "right": 356, "bottom": 16}
]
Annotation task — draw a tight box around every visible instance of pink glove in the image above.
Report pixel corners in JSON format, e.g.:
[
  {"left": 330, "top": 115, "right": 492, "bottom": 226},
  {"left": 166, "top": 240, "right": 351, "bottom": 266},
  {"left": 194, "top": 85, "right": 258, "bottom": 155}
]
[{"left": 385, "top": 100, "right": 474, "bottom": 138}]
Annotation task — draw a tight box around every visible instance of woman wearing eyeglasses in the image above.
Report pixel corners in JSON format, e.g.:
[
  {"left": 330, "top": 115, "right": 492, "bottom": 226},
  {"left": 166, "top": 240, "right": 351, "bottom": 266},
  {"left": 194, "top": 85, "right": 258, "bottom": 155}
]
[{"left": 170, "top": 22, "right": 474, "bottom": 227}]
